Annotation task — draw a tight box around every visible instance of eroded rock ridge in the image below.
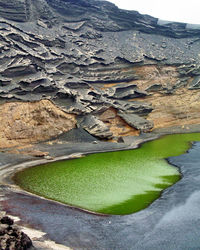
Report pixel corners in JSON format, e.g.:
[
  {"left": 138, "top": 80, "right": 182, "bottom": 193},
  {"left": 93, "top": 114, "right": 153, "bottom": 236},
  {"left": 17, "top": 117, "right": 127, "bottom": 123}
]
[{"left": 0, "top": 0, "right": 200, "bottom": 147}]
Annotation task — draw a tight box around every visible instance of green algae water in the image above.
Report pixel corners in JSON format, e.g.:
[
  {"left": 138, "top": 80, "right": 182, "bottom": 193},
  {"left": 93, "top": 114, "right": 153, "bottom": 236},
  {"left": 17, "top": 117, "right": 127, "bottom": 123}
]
[{"left": 13, "top": 133, "right": 200, "bottom": 215}]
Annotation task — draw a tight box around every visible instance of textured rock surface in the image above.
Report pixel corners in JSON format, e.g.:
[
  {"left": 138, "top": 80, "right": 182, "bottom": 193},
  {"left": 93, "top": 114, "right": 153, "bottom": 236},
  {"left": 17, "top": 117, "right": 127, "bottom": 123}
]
[
  {"left": 99, "top": 107, "right": 139, "bottom": 137},
  {"left": 78, "top": 114, "right": 113, "bottom": 139},
  {"left": 118, "top": 112, "right": 154, "bottom": 132},
  {"left": 0, "top": 0, "right": 200, "bottom": 146},
  {"left": 143, "top": 88, "right": 200, "bottom": 129},
  {"left": 0, "top": 100, "right": 76, "bottom": 148},
  {"left": 0, "top": 215, "right": 32, "bottom": 249}
]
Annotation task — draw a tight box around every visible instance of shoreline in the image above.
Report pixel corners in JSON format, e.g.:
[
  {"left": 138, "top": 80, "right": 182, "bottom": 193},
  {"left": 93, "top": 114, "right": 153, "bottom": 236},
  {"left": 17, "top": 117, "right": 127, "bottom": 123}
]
[
  {"left": 0, "top": 131, "right": 160, "bottom": 249},
  {"left": 1, "top": 124, "right": 200, "bottom": 249}
]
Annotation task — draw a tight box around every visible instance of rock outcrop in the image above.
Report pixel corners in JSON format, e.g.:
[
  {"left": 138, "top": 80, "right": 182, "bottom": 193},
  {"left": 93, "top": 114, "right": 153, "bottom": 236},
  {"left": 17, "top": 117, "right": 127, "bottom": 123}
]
[
  {"left": 0, "top": 0, "right": 200, "bottom": 147},
  {"left": 0, "top": 100, "right": 76, "bottom": 148},
  {"left": 0, "top": 215, "right": 32, "bottom": 249}
]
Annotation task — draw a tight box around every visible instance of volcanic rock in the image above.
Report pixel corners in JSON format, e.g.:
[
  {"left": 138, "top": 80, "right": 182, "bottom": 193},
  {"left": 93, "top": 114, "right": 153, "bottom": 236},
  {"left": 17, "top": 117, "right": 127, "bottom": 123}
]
[
  {"left": 0, "top": 215, "right": 32, "bottom": 250},
  {"left": 78, "top": 114, "right": 113, "bottom": 139},
  {"left": 118, "top": 112, "right": 154, "bottom": 132},
  {"left": 0, "top": 0, "right": 200, "bottom": 144},
  {"left": 189, "top": 75, "right": 200, "bottom": 89}
]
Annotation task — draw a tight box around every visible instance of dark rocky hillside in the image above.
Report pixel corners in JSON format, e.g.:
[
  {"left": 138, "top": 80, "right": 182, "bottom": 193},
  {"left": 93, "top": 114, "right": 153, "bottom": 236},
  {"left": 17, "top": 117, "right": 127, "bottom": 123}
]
[{"left": 0, "top": 0, "right": 200, "bottom": 148}]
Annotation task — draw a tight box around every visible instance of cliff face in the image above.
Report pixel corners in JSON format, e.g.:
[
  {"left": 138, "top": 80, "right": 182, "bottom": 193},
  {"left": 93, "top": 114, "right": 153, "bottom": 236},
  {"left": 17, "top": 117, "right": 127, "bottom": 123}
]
[
  {"left": 0, "top": 0, "right": 200, "bottom": 147},
  {"left": 0, "top": 100, "right": 76, "bottom": 148}
]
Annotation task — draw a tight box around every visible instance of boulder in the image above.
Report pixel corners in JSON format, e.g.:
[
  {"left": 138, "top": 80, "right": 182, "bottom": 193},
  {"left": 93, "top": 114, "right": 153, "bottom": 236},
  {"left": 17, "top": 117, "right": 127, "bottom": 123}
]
[
  {"left": 78, "top": 114, "right": 113, "bottom": 139},
  {"left": 118, "top": 112, "right": 154, "bottom": 132}
]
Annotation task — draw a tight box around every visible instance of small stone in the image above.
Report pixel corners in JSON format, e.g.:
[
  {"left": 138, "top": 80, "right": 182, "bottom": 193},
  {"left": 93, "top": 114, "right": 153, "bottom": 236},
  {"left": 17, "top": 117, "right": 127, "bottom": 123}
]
[
  {"left": 161, "top": 42, "right": 167, "bottom": 48},
  {"left": 44, "top": 155, "right": 54, "bottom": 160},
  {"left": 0, "top": 217, "right": 14, "bottom": 226},
  {"left": 0, "top": 224, "right": 9, "bottom": 235},
  {"left": 117, "top": 137, "right": 125, "bottom": 143}
]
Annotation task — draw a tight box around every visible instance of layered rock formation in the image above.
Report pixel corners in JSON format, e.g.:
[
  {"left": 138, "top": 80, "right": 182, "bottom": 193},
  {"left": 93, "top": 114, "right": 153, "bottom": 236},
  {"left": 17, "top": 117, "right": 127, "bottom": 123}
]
[{"left": 0, "top": 0, "right": 200, "bottom": 147}]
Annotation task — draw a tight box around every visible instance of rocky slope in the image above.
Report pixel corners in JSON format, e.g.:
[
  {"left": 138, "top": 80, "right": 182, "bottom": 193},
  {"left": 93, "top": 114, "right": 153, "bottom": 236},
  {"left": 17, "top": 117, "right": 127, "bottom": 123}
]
[
  {"left": 0, "top": 0, "right": 200, "bottom": 148},
  {"left": 0, "top": 100, "right": 76, "bottom": 148}
]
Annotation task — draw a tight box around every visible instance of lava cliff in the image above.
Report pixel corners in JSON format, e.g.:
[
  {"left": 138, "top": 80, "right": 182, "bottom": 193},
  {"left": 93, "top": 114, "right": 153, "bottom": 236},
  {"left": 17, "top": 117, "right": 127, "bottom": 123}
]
[{"left": 0, "top": 0, "right": 200, "bottom": 148}]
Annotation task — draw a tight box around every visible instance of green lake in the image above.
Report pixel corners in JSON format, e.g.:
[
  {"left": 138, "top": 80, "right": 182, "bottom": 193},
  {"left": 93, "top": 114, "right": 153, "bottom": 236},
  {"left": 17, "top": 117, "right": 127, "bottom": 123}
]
[{"left": 13, "top": 133, "right": 200, "bottom": 215}]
